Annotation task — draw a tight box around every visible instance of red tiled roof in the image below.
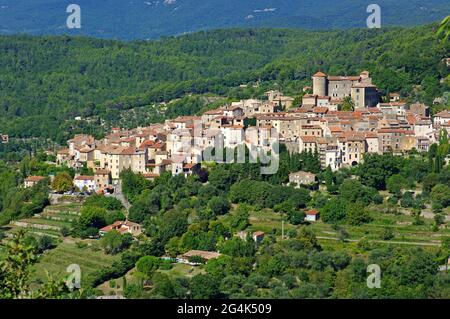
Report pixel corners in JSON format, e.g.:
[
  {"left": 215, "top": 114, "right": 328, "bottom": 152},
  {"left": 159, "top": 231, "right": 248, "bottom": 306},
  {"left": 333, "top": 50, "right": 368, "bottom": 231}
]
[
  {"left": 25, "top": 176, "right": 45, "bottom": 182},
  {"left": 300, "top": 136, "right": 318, "bottom": 143},
  {"left": 435, "top": 111, "right": 450, "bottom": 118},
  {"left": 313, "top": 107, "right": 329, "bottom": 114},
  {"left": 95, "top": 169, "right": 110, "bottom": 175},
  {"left": 74, "top": 175, "right": 94, "bottom": 181},
  {"left": 313, "top": 71, "right": 327, "bottom": 77},
  {"left": 57, "top": 148, "right": 70, "bottom": 155},
  {"left": 328, "top": 76, "right": 360, "bottom": 81}
]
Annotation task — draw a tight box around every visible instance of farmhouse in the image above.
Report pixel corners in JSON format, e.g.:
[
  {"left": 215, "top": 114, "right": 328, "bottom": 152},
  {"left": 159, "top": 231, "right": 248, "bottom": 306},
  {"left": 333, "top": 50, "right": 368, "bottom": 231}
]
[
  {"left": 99, "top": 220, "right": 142, "bottom": 237},
  {"left": 289, "top": 171, "right": 317, "bottom": 186},
  {"left": 24, "top": 176, "right": 46, "bottom": 188}
]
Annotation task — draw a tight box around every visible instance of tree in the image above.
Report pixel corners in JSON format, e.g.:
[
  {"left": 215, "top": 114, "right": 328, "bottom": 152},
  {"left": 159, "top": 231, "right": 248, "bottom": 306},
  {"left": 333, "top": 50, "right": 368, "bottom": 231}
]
[
  {"left": 135, "top": 256, "right": 160, "bottom": 280},
  {"left": 152, "top": 273, "right": 175, "bottom": 298},
  {"left": 399, "top": 249, "right": 438, "bottom": 285},
  {"left": 357, "top": 154, "right": 400, "bottom": 190},
  {"left": 400, "top": 192, "right": 415, "bottom": 208},
  {"left": 37, "top": 235, "right": 56, "bottom": 253},
  {"left": 347, "top": 203, "right": 372, "bottom": 226},
  {"left": 288, "top": 210, "right": 306, "bottom": 225},
  {"left": 437, "top": 15, "right": 450, "bottom": 42},
  {"left": 227, "top": 204, "right": 250, "bottom": 231},
  {"left": 0, "top": 231, "right": 72, "bottom": 299},
  {"left": 51, "top": 172, "right": 74, "bottom": 193},
  {"left": 0, "top": 231, "right": 37, "bottom": 298},
  {"left": 380, "top": 228, "right": 394, "bottom": 241},
  {"left": 190, "top": 274, "right": 220, "bottom": 299},
  {"left": 340, "top": 96, "right": 355, "bottom": 111},
  {"left": 386, "top": 174, "right": 407, "bottom": 196},
  {"left": 430, "top": 184, "right": 450, "bottom": 208},
  {"left": 298, "top": 227, "right": 321, "bottom": 250},
  {"left": 339, "top": 180, "right": 378, "bottom": 205},
  {"left": 100, "top": 230, "right": 132, "bottom": 255},
  {"left": 321, "top": 198, "right": 348, "bottom": 224},
  {"left": 76, "top": 206, "right": 107, "bottom": 234},
  {"left": 120, "top": 169, "right": 150, "bottom": 202},
  {"left": 217, "top": 237, "right": 256, "bottom": 258},
  {"left": 207, "top": 196, "right": 231, "bottom": 216}
]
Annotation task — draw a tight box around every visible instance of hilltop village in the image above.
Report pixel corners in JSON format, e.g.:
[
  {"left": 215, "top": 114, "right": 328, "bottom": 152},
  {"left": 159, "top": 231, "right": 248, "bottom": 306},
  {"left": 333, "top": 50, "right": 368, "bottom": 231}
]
[{"left": 49, "top": 71, "right": 450, "bottom": 192}]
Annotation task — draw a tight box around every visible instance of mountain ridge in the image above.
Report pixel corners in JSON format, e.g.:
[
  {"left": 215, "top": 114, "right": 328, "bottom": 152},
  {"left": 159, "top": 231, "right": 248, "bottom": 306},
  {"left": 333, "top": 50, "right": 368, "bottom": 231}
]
[{"left": 0, "top": 0, "right": 449, "bottom": 39}]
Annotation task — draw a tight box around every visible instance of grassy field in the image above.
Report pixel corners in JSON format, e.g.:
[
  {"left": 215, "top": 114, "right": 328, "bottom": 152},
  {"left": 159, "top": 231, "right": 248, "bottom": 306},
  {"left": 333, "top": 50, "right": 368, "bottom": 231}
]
[{"left": 30, "top": 240, "right": 120, "bottom": 289}]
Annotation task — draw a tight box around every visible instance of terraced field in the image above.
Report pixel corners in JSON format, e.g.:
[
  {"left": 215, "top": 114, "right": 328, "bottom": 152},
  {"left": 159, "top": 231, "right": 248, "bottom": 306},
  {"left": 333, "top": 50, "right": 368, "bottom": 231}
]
[
  {"left": 248, "top": 207, "right": 450, "bottom": 248},
  {"left": 2, "top": 203, "right": 82, "bottom": 239},
  {"left": 30, "top": 241, "right": 120, "bottom": 289}
]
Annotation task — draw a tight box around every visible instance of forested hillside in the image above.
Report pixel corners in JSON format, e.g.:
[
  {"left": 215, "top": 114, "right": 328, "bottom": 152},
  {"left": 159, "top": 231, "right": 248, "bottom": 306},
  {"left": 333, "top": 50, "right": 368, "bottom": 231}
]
[
  {"left": 0, "top": 0, "right": 449, "bottom": 39},
  {"left": 0, "top": 24, "right": 448, "bottom": 144}
]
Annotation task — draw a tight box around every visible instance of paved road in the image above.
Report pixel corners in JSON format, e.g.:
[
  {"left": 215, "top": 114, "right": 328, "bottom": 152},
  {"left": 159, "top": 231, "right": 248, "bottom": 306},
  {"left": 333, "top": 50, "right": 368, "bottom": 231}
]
[{"left": 112, "top": 181, "right": 131, "bottom": 217}]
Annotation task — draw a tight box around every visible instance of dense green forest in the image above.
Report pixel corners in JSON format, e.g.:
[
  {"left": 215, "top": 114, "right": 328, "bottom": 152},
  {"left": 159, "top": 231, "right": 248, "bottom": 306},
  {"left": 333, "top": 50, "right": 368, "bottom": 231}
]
[{"left": 0, "top": 24, "right": 448, "bottom": 145}]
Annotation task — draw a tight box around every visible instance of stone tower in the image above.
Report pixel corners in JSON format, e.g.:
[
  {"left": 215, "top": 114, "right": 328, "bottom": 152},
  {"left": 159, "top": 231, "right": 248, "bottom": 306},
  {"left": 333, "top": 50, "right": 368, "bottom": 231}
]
[{"left": 312, "top": 71, "right": 327, "bottom": 97}]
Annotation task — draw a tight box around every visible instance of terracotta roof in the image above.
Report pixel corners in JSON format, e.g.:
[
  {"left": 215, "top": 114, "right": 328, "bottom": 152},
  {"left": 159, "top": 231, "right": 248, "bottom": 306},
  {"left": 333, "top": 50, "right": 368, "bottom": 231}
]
[
  {"left": 306, "top": 209, "right": 319, "bottom": 215},
  {"left": 25, "top": 176, "right": 45, "bottom": 182},
  {"left": 100, "top": 220, "right": 141, "bottom": 233},
  {"left": 329, "top": 126, "right": 343, "bottom": 133},
  {"left": 300, "top": 136, "right": 318, "bottom": 143},
  {"left": 138, "top": 140, "right": 155, "bottom": 150},
  {"left": 312, "top": 71, "right": 327, "bottom": 77},
  {"left": 78, "top": 147, "right": 93, "bottom": 153},
  {"left": 183, "top": 163, "right": 199, "bottom": 169},
  {"left": 57, "top": 148, "right": 70, "bottom": 155},
  {"left": 74, "top": 175, "right": 94, "bottom": 181},
  {"left": 435, "top": 111, "right": 450, "bottom": 118},
  {"left": 378, "top": 128, "right": 414, "bottom": 134},
  {"left": 328, "top": 76, "right": 360, "bottom": 81},
  {"left": 95, "top": 169, "right": 110, "bottom": 175},
  {"left": 121, "top": 147, "right": 140, "bottom": 155},
  {"left": 365, "top": 132, "right": 378, "bottom": 138},
  {"left": 313, "top": 107, "right": 329, "bottom": 114}
]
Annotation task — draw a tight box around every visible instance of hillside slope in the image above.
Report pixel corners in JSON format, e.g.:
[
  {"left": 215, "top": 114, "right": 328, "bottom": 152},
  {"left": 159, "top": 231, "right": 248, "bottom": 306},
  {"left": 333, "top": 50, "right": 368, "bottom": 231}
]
[{"left": 0, "top": 24, "right": 448, "bottom": 143}]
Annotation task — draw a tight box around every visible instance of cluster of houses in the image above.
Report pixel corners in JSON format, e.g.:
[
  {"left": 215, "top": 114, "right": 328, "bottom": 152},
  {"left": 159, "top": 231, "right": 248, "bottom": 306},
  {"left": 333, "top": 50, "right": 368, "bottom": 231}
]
[
  {"left": 0, "top": 134, "right": 8, "bottom": 144},
  {"left": 46, "top": 70, "right": 449, "bottom": 195}
]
